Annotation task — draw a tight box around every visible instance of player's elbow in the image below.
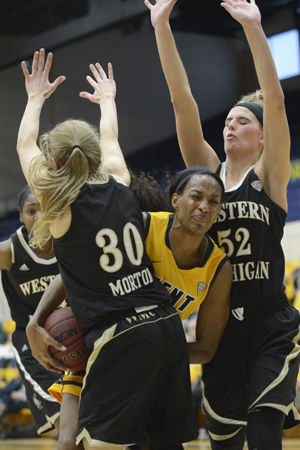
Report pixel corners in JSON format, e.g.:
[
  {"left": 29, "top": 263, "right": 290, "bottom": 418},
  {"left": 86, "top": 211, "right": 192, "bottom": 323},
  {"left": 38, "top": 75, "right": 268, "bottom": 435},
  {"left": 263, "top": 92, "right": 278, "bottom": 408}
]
[
  {"left": 170, "top": 89, "right": 196, "bottom": 112},
  {"left": 201, "top": 346, "right": 217, "bottom": 364},
  {"left": 189, "top": 343, "right": 216, "bottom": 365}
]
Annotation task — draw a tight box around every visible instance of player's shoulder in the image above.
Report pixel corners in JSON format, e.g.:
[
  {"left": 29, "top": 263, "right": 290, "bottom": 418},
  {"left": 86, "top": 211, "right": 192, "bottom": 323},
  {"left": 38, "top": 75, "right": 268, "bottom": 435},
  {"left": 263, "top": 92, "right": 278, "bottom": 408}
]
[
  {"left": 148, "top": 211, "right": 173, "bottom": 222},
  {"left": 207, "top": 234, "right": 227, "bottom": 259}
]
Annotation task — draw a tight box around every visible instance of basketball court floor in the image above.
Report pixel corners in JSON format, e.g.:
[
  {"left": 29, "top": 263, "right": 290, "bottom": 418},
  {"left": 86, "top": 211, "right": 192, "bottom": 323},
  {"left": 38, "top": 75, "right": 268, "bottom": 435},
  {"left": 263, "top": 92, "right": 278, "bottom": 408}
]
[{"left": 0, "top": 437, "right": 300, "bottom": 449}]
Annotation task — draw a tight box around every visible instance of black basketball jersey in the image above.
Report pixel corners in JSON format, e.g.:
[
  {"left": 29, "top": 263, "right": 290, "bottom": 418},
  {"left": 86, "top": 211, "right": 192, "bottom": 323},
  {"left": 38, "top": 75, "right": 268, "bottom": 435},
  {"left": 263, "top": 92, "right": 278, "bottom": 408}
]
[
  {"left": 1, "top": 227, "right": 59, "bottom": 328},
  {"left": 209, "top": 165, "right": 288, "bottom": 319},
  {"left": 53, "top": 176, "right": 171, "bottom": 330}
]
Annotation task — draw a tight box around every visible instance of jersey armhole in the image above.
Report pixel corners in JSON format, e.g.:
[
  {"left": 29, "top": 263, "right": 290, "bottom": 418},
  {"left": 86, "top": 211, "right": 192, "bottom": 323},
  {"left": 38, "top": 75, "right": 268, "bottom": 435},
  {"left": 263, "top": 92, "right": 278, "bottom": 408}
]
[
  {"left": 210, "top": 256, "right": 229, "bottom": 286},
  {"left": 10, "top": 241, "right": 15, "bottom": 266},
  {"left": 144, "top": 212, "right": 151, "bottom": 238}
]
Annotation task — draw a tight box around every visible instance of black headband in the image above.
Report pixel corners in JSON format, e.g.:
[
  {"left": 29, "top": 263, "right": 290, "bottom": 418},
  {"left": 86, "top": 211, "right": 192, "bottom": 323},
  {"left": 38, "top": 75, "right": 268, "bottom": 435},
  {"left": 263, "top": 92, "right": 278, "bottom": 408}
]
[
  {"left": 234, "top": 101, "right": 263, "bottom": 126},
  {"left": 169, "top": 166, "right": 224, "bottom": 201},
  {"left": 171, "top": 167, "right": 205, "bottom": 195}
]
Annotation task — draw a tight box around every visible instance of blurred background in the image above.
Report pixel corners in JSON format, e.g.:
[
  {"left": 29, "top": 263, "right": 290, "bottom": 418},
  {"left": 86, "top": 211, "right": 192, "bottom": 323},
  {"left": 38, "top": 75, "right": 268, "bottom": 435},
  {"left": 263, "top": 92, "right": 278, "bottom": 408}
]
[{"left": 0, "top": 0, "right": 300, "bottom": 441}]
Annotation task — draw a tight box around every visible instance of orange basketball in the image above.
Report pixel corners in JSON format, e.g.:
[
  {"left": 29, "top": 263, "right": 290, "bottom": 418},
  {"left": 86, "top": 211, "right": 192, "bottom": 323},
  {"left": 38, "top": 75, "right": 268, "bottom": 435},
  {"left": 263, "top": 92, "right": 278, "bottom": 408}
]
[{"left": 44, "top": 306, "right": 89, "bottom": 372}]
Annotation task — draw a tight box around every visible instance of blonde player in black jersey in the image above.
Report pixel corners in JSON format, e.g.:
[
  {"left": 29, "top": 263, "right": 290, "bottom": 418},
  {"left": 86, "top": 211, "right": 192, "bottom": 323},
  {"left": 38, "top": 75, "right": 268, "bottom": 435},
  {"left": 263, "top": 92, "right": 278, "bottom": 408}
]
[
  {"left": 145, "top": 0, "right": 300, "bottom": 449},
  {"left": 37, "top": 166, "right": 233, "bottom": 449},
  {"left": 20, "top": 55, "right": 232, "bottom": 449},
  {"left": 17, "top": 49, "right": 199, "bottom": 450}
]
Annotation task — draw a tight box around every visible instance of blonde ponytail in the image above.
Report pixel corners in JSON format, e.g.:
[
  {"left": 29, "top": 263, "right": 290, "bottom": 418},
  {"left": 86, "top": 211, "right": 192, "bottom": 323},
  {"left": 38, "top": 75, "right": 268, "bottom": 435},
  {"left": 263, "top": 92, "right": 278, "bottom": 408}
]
[
  {"left": 28, "top": 119, "right": 101, "bottom": 248},
  {"left": 239, "top": 89, "right": 264, "bottom": 107}
]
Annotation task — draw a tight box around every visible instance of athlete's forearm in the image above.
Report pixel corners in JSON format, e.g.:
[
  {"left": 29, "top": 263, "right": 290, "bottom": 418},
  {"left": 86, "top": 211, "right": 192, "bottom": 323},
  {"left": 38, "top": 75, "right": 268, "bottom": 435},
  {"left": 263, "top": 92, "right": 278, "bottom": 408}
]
[
  {"left": 154, "top": 22, "right": 193, "bottom": 104},
  {"left": 242, "top": 22, "right": 284, "bottom": 102}
]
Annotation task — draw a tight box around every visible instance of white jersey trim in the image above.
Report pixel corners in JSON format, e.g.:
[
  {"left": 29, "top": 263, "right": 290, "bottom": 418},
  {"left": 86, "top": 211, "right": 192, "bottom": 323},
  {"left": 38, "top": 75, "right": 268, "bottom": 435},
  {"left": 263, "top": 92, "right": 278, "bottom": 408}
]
[
  {"left": 13, "top": 345, "right": 58, "bottom": 403},
  {"left": 220, "top": 163, "right": 256, "bottom": 192},
  {"left": 16, "top": 227, "right": 57, "bottom": 265}
]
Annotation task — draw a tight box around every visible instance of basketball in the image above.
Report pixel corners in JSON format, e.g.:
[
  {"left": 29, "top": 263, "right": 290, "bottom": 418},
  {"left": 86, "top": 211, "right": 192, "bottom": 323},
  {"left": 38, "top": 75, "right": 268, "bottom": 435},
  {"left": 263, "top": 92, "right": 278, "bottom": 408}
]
[{"left": 44, "top": 306, "right": 89, "bottom": 372}]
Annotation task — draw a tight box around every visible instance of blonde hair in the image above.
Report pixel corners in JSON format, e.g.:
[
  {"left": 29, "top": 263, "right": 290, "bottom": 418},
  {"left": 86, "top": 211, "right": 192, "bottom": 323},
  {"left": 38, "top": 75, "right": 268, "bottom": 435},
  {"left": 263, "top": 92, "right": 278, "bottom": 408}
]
[
  {"left": 29, "top": 119, "right": 102, "bottom": 248},
  {"left": 239, "top": 89, "right": 264, "bottom": 108}
]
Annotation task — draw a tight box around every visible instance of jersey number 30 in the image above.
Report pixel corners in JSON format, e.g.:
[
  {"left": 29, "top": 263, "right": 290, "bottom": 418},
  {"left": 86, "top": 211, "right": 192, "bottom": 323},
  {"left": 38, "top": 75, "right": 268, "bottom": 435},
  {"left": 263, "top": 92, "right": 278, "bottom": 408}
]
[{"left": 95, "top": 222, "right": 144, "bottom": 273}]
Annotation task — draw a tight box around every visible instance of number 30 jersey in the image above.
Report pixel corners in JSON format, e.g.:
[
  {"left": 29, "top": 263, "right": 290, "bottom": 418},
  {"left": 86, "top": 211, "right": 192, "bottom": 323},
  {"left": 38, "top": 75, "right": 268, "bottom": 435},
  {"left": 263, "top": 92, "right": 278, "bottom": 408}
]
[
  {"left": 209, "top": 165, "right": 288, "bottom": 320},
  {"left": 53, "top": 176, "right": 171, "bottom": 330}
]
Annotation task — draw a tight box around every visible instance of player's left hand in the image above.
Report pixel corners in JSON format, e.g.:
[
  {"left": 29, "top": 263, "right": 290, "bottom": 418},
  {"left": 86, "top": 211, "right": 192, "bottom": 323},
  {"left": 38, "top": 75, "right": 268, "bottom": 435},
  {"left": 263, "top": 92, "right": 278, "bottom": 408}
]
[
  {"left": 144, "top": 0, "right": 178, "bottom": 29},
  {"left": 26, "top": 321, "right": 67, "bottom": 373},
  {"left": 221, "top": 0, "right": 261, "bottom": 27},
  {"left": 79, "top": 62, "right": 116, "bottom": 104}
]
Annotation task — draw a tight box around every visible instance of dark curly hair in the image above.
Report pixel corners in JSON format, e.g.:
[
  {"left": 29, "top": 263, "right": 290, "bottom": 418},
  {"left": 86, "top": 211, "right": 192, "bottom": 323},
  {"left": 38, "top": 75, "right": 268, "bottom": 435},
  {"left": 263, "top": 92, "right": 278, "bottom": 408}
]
[
  {"left": 129, "top": 170, "right": 172, "bottom": 212},
  {"left": 17, "top": 185, "right": 33, "bottom": 212}
]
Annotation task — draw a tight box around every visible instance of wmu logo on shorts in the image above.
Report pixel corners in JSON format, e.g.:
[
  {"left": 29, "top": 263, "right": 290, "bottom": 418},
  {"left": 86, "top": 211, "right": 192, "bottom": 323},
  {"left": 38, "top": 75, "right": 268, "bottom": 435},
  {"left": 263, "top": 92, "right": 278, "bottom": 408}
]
[
  {"left": 232, "top": 307, "right": 244, "bottom": 321},
  {"left": 33, "top": 393, "right": 43, "bottom": 410},
  {"left": 197, "top": 282, "right": 207, "bottom": 295}
]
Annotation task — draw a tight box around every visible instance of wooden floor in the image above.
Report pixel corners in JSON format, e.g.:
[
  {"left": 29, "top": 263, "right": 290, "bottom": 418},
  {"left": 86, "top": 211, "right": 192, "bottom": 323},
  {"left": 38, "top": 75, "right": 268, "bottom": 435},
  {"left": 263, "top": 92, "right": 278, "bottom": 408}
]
[{"left": 0, "top": 437, "right": 300, "bottom": 449}]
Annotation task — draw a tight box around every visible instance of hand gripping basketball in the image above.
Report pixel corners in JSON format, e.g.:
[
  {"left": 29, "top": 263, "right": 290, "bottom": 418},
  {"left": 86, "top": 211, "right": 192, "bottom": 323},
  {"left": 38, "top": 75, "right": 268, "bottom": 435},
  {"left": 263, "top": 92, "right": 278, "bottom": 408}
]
[{"left": 44, "top": 306, "right": 89, "bottom": 372}]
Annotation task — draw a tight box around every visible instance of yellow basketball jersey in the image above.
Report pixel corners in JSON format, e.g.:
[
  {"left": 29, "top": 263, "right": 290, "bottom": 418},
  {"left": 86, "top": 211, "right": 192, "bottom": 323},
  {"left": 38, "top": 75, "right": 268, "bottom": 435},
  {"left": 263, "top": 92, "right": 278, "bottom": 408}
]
[{"left": 145, "top": 212, "right": 228, "bottom": 320}]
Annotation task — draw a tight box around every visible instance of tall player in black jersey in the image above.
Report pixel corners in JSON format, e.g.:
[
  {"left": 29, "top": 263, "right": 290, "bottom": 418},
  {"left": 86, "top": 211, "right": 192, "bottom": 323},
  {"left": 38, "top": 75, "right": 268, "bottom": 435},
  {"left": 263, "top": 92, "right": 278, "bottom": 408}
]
[
  {"left": 16, "top": 49, "right": 198, "bottom": 449},
  {"left": 146, "top": 0, "right": 300, "bottom": 449},
  {"left": 0, "top": 185, "right": 61, "bottom": 435}
]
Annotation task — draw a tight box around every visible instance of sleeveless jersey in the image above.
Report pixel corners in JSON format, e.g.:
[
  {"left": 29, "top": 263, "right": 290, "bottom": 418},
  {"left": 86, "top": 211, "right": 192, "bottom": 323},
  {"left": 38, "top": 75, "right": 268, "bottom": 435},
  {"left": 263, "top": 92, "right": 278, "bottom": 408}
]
[
  {"left": 1, "top": 227, "right": 58, "bottom": 329},
  {"left": 144, "top": 212, "right": 228, "bottom": 320},
  {"left": 53, "top": 176, "right": 171, "bottom": 330},
  {"left": 209, "top": 165, "right": 288, "bottom": 319}
]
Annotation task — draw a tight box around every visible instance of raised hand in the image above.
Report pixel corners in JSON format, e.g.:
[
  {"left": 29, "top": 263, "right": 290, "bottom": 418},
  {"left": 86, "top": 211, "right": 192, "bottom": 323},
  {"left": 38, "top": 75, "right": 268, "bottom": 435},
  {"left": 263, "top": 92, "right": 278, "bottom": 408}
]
[
  {"left": 221, "top": 0, "right": 261, "bottom": 26},
  {"left": 21, "top": 49, "right": 66, "bottom": 101},
  {"left": 79, "top": 62, "right": 116, "bottom": 104},
  {"left": 144, "top": 0, "right": 177, "bottom": 28}
]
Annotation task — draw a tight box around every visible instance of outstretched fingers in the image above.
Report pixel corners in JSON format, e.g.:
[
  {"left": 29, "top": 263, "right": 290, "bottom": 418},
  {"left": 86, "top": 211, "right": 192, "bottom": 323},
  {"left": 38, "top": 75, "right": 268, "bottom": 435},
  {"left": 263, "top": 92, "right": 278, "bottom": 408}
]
[
  {"left": 21, "top": 61, "right": 30, "bottom": 80},
  {"left": 31, "top": 50, "right": 40, "bottom": 74},
  {"left": 95, "top": 62, "right": 108, "bottom": 80},
  {"left": 42, "top": 51, "right": 54, "bottom": 77},
  {"left": 80, "top": 61, "right": 116, "bottom": 103},
  {"left": 144, "top": 0, "right": 153, "bottom": 10},
  {"left": 38, "top": 48, "right": 45, "bottom": 73},
  {"left": 89, "top": 63, "right": 103, "bottom": 82},
  {"left": 79, "top": 74, "right": 98, "bottom": 101},
  {"left": 45, "top": 75, "right": 66, "bottom": 99},
  {"left": 107, "top": 62, "right": 114, "bottom": 81}
]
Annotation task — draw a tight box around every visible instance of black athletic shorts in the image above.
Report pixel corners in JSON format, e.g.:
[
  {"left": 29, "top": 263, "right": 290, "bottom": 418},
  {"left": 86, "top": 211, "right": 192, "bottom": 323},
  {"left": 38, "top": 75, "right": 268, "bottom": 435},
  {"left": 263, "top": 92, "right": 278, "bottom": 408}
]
[
  {"left": 12, "top": 329, "right": 60, "bottom": 434},
  {"left": 202, "top": 305, "right": 300, "bottom": 441},
  {"left": 76, "top": 304, "right": 198, "bottom": 448}
]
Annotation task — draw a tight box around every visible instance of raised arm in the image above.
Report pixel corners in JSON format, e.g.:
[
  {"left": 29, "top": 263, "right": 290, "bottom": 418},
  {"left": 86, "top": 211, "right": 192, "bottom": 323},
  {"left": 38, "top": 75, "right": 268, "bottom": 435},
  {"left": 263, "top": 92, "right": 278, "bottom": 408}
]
[
  {"left": 222, "top": 0, "right": 290, "bottom": 210},
  {"left": 145, "top": 0, "right": 220, "bottom": 170},
  {"left": 80, "top": 63, "right": 130, "bottom": 186},
  {"left": 188, "top": 260, "right": 232, "bottom": 364},
  {"left": 26, "top": 274, "right": 68, "bottom": 372},
  {"left": 17, "top": 49, "right": 66, "bottom": 184}
]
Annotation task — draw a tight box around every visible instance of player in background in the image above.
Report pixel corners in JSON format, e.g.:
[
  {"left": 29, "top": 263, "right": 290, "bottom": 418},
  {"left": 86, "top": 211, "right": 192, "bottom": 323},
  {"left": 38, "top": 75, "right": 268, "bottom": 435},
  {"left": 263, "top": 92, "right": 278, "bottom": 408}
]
[{"left": 0, "top": 186, "right": 61, "bottom": 436}]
